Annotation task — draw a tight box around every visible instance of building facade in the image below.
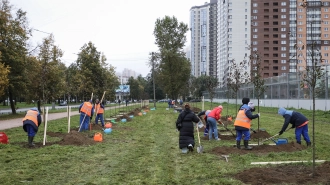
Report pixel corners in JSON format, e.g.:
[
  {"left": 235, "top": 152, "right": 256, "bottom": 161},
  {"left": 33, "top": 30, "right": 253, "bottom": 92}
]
[
  {"left": 217, "top": 0, "right": 251, "bottom": 86},
  {"left": 190, "top": 0, "right": 218, "bottom": 77}
]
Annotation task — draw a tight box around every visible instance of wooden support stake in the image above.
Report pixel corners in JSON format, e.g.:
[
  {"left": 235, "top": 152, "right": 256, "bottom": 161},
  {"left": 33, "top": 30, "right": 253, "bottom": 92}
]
[{"left": 43, "top": 107, "right": 49, "bottom": 146}]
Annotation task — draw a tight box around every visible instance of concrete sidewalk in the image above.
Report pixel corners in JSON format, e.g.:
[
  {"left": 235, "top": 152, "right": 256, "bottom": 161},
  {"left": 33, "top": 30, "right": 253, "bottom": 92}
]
[{"left": 0, "top": 104, "right": 141, "bottom": 131}]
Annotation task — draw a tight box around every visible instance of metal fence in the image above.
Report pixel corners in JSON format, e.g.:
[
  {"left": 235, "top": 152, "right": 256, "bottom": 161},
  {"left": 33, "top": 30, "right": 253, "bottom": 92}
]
[{"left": 203, "top": 72, "right": 330, "bottom": 100}]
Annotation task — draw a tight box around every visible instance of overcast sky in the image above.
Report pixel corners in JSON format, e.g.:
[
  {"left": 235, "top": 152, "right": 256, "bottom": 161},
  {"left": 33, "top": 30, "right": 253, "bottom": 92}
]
[{"left": 9, "top": 0, "right": 206, "bottom": 76}]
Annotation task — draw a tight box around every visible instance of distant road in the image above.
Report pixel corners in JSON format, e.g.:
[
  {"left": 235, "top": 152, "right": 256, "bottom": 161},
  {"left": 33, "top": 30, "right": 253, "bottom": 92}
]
[{"left": 0, "top": 105, "right": 80, "bottom": 115}]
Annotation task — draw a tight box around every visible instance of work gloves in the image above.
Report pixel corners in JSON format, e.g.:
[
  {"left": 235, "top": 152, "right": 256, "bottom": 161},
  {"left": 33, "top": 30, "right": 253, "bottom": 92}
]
[{"left": 279, "top": 130, "right": 284, "bottom": 135}]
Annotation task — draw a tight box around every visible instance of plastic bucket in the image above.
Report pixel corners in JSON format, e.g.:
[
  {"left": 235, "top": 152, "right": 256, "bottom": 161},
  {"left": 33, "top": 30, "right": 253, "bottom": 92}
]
[
  {"left": 121, "top": 119, "right": 127, "bottom": 122},
  {"left": 129, "top": 115, "right": 134, "bottom": 118},
  {"left": 105, "top": 123, "right": 112, "bottom": 128},
  {"left": 104, "top": 128, "right": 112, "bottom": 134},
  {"left": 93, "top": 132, "right": 103, "bottom": 142},
  {"left": 0, "top": 132, "right": 8, "bottom": 144},
  {"left": 276, "top": 138, "right": 288, "bottom": 145}
]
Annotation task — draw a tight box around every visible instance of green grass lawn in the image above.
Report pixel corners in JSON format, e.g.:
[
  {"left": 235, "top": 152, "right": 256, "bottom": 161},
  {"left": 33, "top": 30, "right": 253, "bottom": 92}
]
[{"left": 0, "top": 102, "right": 329, "bottom": 184}]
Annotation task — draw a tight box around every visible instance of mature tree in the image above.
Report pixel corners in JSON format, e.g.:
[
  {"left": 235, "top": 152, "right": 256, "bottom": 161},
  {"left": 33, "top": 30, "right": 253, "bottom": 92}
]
[
  {"left": 32, "top": 34, "right": 66, "bottom": 111},
  {"left": 127, "top": 77, "right": 139, "bottom": 100},
  {"left": 153, "top": 16, "right": 190, "bottom": 102},
  {"left": 0, "top": 53, "right": 10, "bottom": 97},
  {"left": 227, "top": 59, "right": 250, "bottom": 111},
  {"left": 74, "top": 42, "right": 118, "bottom": 102},
  {"left": 0, "top": 0, "right": 31, "bottom": 113},
  {"left": 24, "top": 56, "right": 42, "bottom": 105},
  {"left": 249, "top": 49, "right": 267, "bottom": 143}
]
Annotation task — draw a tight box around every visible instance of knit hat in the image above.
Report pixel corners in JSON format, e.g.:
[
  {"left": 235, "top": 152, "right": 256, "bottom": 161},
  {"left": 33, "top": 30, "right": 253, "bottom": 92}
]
[
  {"left": 242, "top": 98, "right": 250, "bottom": 104},
  {"left": 218, "top": 105, "right": 223, "bottom": 110},
  {"left": 248, "top": 102, "right": 254, "bottom": 109}
]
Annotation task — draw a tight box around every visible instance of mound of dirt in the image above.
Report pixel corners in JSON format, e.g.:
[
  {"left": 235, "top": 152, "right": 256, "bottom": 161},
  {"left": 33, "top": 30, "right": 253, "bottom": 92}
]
[
  {"left": 250, "top": 130, "right": 272, "bottom": 139},
  {"left": 191, "top": 107, "right": 201, "bottom": 113},
  {"left": 210, "top": 141, "right": 306, "bottom": 155},
  {"left": 235, "top": 161, "right": 330, "bottom": 185},
  {"left": 56, "top": 130, "right": 96, "bottom": 146}
]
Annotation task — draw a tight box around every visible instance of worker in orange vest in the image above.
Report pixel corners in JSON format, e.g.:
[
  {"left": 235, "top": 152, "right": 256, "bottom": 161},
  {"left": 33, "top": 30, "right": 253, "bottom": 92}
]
[
  {"left": 234, "top": 102, "right": 260, "bottom": 150},
  {"left": 94, "top": 99, "right": 105, "bottom": 127},
  {"left": 79, "top": 100, "right": 94, "bottom": 131},
  {"left": 22, "top": 107, "right": 42, "bottom": 147}
]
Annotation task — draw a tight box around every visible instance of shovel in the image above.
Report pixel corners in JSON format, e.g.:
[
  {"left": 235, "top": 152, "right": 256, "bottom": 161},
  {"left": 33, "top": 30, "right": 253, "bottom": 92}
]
[
  {"left": 260, "top": 127, "right": 292, "bottom": 144},
  {"left": 219, "top": 121, "right": 236, "bottom": 137},
  {"left": 196, "top": 124, "right": 204, "bottom": 153}
]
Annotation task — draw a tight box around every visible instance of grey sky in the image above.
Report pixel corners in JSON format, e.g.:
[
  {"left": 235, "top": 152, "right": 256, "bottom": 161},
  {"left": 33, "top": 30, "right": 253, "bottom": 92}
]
[{"left": 10, "top": 0, "right": 204, "bottom": 76}]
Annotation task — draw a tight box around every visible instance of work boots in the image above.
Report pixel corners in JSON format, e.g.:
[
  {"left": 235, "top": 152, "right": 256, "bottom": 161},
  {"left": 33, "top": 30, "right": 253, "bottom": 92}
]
[
  {"left": 236, "top": 140, "right": 241, "bottom": 149},
  {"left": 297, "top": 141, "right": 301, "bottom": 145},
  {"left": 243, "top": 140, "right": 252, "bottom": 150},
  {"left": 307, "top": 142, "right": 311, "bottom": 147},
  {"left": 28, "top": 136, "right": 35, "bottom": 147}
]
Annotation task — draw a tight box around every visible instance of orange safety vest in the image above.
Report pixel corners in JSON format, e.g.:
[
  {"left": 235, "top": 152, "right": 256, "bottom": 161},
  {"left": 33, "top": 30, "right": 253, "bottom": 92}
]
[
  {"left": 234, "top": 109, "right": 251, "bottom": 129},
  {"left": 81, "top": 102, "right": 93, "bottom": 116},
  {"left": 22, "top": 110, "right": 38, "bottom": 127},
  {"left": 95, "top": 104, "right": 104, "bottom": 114}
]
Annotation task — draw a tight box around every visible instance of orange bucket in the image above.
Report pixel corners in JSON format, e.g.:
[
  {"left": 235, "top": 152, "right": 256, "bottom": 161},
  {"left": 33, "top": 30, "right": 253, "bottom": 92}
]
[
  {"left": 0, "top": 132, "right": 8, "bottom": 144},
  {"left": 93, "top": 132, "right": 103, "bottom": 142},
  {"left": 105, "top": 123, "right": 112, "bottom": 128}
]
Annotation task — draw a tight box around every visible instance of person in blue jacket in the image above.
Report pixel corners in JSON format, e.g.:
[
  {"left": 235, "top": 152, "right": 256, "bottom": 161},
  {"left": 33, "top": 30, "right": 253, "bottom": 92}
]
[
  {"left": 22, "top": 107, "right": 42, "bottom": 147},
  {"left": 278, "top": 107, "right": 311, "bottom": 146}
]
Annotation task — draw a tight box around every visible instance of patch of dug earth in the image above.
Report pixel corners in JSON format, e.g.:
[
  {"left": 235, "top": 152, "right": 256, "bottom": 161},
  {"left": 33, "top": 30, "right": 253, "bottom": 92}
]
[
  {"left": 234, "top": 161, "right": 330, "bottom": 185},
  {"left": 56, "top": 130, "right": 96, "bottom": 146},
  {"left": 191, "top": 107, "right": 201, "bottom": 113},
  {"left": 250, "top": 131, "right": 272, "bottom": 139},
  {"left": 211, "top": 141, "right": 306, "bottom": 155},
  {"left": 119, "top": 114, "right": 132, "bottom": 121}
]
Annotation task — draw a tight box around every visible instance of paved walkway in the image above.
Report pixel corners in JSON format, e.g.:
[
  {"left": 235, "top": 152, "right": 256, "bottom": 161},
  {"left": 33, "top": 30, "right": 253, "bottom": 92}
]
[{"left": 0, "top": 104, "right": 140, "bottom": 131}]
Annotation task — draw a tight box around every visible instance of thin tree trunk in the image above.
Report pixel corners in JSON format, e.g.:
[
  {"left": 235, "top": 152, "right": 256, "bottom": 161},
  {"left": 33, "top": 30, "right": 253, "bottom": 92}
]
[{"left": 8, "top": 86, "right": 16, "bottom": 114}]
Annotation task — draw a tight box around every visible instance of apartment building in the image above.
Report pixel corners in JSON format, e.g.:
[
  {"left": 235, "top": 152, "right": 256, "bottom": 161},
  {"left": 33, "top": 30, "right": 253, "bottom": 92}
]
[
  {"left": 296, "top": 0, "right": 330, "bottom": 72},
  {"left": 190, "top": 0, "right": 218, "bottom": 77},
  {"left": 218, "top": 0, "right": 251, "bottom": 85}
]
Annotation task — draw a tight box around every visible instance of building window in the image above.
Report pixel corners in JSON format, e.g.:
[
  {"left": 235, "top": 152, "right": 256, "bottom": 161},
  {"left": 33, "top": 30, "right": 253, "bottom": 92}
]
[
  {"left": 245, "top": 9, "right": 247, "bottom": 12},
  {"left": 325, "top": 53, "right": 329, "bottom": 57},
  {"left": 281, "top": 60, "right": 286, "bottom": 63},
  {"left": 325, "top": 21, "right": 329, "bottom": 25},
  {"left": 298, "top": 28, "right": 303, "bottom": 31},
  {"left": 228, "top": 53, "right": 232, "bottom": 57},
  {"left": 281, "top": 21, "right": 286, "bottom": 25},
  {"left": 325, "top": 60, "right": 329, "bottom": 63},
  {"left": 298, "top": 15, "right": 303, "bottom": 19},
  {"left": 281, "top": 15, "right": 286, "bottom": 18},
  {"left": 253, "top": 3, "right": 258, "bottom": 7},
  {"left": 228, "top": 41, "right": 232, "bottom": 45},
  {"left": 325, "top": 41, "right": 329, "bottom": 44},
  {"left": 325, "top": 2, "right": 329, "bottom": 5},
  {"left": 298, "top": 8, "right": 303, "bottom": 12},
  {"left": 298, "top": 21, "right": 303, "bottom": 25},
  {"left": 281, "top": 28, "right": 286, "bottom": 31},
  {"left": 325, "top": 34, "right": 329, "bottom": 38},
  {"left": 228, "top": 28, "right": 232, "bottom": 32},
  {"left": 325, "top": 8, "right": 329, "bottom": 12},
  {"left": 253, "top": 9, "right": 258, "bottom": 13},
  {"left": 245, "top": 15, "right": 247, "bottom": 19},
  {"left": 245, "top": 34, "right": 247, "bottom": 38},
  {"left": 253, "top": 48, "right": 257, "bottom": 51},
  {"left": 281, "top": 53, "right": 286, "bottom": 57},
  {"left": 298, "top": 34, "right": 302, "bottom": 38},
  {"left": 325, "top": 14, "right": 329, "bottom": 18},
  {"left": 253, "top": 35, "right": 258, "bottom": 38},
  {"left": 228, "top": 34, "right": 232, "bottom": 38},
  {"left": 325, "top": 46, "right": 329, "bottom": 50},
  {"left": 253, "top": 28, "right": 258, "bottom": 32},
  {"left": 245, "top": 28, "right": 247, "bottom": 32},
  {"left": 281, "top": 2, "right": 286, "bottom": 6},
  {"left": 298, "top": 60, "right": 302, "bottom": 63},
  {"left": 281, "top": 40, "right": 286, "bottom": 44},
  {"left": 281, "top": 8, "right": 286, "bottom": 12},
  {"left": 325, "top": 28, "right": 329, "bottom": 31},
  {"left": 253, "top": 41, "right": 258, "bottom": 45},
  {"left": 228, "top": 9, "right": 233, "bottom": 13},
  {"left": 228, "top": 15, "right": 232, "bottom": 19},
  {"left": 281, "top": 34, "right": 286, "bottom": 38},
  {"left": 228, "top": 47, "right": 232, "bottom": 51},
  {"left": 245, "top": 2, "right": 247, "bottom": 6},
  {"left": 229, "top": 2, "right": 232, "bottom": 7},
  {"left": 281, "top": 47, "right": 286, "bottom": 51},
  {"left": 281, "top": 66, "right": 286, "bottom": 70}
]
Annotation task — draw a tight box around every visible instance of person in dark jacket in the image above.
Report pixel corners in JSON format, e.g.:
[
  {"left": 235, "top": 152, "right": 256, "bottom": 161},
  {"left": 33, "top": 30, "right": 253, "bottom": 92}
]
[
  {"left": 22, "top": 107, "right": 42, "bottom": 147},
  {"left": 175, "top": 103, "right": 200, "bottom": 153},
  {"left": 198, "top": 110, "right": 212, "bottom": 136},
  {"left": 278, "top": 107, "right": 311, "bottom": 146},
  {"left": 234, "top": 102, "right": 259, "bottom": 150}
]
